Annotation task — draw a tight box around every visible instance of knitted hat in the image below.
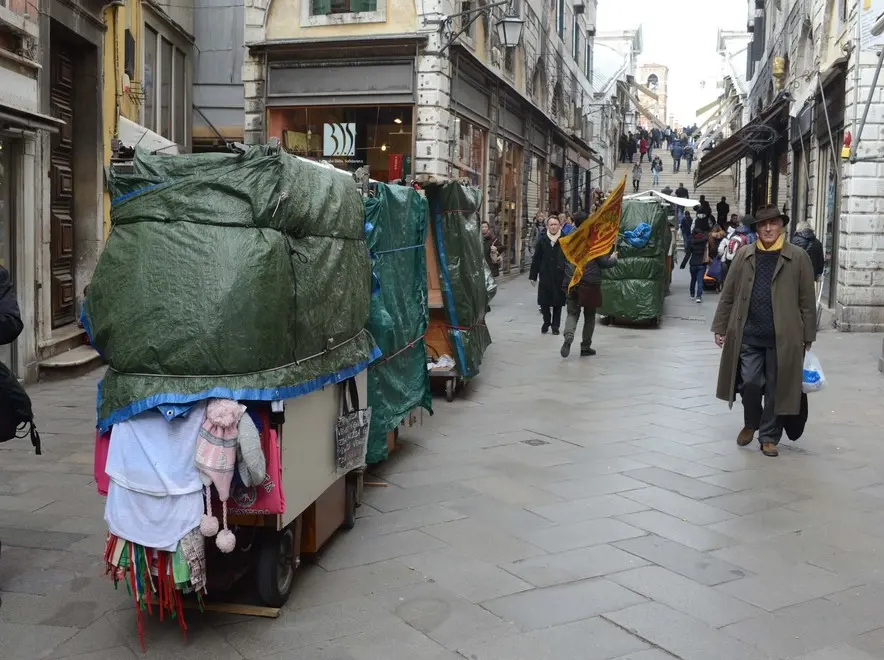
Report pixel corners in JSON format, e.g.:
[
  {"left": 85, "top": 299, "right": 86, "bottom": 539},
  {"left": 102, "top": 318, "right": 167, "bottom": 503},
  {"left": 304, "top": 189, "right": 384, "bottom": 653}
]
[
  {"left": 236, "top": 413, "right": 266, "bottom": 488},
  {"left": 195, "top": 399, "right": 245, "bottom": 553}
]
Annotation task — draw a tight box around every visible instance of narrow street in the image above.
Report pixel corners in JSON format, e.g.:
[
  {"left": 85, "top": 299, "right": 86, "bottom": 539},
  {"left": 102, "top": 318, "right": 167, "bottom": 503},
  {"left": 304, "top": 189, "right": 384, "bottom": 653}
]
[{"left": 2, "top": 271, "right": 884, "bottom": 659}]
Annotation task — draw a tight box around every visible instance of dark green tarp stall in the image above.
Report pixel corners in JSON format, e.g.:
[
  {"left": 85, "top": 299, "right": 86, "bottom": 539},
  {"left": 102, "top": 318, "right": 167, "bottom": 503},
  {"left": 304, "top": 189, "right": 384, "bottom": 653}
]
[
  {"left": 364, "top": 184, "right": 433, "bottom": 464},
  {"left": 424, "top": 182, "right": 492, "bottom": 378},
  {"left": 84, "top": 146, "right": 379, "bottom": 431},
  {"left": 598, "top": 200, "right": 671, "bottom": 323}
]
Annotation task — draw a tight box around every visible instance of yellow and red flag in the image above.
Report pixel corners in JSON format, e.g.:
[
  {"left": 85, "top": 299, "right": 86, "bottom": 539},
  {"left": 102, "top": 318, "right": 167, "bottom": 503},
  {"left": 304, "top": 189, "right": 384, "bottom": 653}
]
[{"left": 559, "top": 176, "right": 626, "bottom": 291}]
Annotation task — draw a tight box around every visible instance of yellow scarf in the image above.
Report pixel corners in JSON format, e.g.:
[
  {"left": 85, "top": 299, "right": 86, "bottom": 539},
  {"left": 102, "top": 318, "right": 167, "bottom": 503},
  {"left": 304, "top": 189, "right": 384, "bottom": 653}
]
[{"left": 757, "top": 234, "right": 785, "bottom": 252}]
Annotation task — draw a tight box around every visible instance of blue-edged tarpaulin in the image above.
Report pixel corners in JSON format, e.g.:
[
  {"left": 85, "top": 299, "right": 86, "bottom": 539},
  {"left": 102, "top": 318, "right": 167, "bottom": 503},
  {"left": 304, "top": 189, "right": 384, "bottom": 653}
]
[
  {"left": 84, "top": 146, "right": 379, "bottom": 431},
  {"left": 423, "top": 182, "right": 491, "bottom": 378},
  {"left": 364, "top": 184, "right": 433, "bottom": 464}
]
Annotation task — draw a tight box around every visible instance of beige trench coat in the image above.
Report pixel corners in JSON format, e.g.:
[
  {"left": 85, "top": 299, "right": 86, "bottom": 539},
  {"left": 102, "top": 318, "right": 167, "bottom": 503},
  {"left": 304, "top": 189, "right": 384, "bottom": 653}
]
[{"left": 711, "top": 241, "right": 817, "bottom": 416}]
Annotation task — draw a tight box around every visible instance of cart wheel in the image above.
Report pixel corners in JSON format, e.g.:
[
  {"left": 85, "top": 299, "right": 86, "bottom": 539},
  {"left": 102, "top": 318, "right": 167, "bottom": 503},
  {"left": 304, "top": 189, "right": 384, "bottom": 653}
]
[
  {"left": 445, "top": 378, "right": 456, "bottom": 402},
  {"left": 342, "top": 479, "right": 357, "bottom": 530},
  {"left": 256, "top": 528, "right": 296, "bottom": 607}
]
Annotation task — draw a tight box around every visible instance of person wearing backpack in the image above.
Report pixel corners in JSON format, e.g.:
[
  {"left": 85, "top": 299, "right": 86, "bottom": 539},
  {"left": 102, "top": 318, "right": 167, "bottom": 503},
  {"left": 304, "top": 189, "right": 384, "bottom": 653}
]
[
  {"left": 0, "top": 265, "right": 30, "bottom": 609},
  {"left": 0, "top": 266, "right": 22, "bottom": 347},
  {"left": 0, "top": 265, "right": 39, "bottom": 453}
]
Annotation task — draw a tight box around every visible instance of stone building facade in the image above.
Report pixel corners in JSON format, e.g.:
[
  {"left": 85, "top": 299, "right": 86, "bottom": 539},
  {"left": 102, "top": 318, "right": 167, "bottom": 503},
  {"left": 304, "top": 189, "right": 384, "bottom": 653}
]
[
  {"left": 241, "top": 0, "right": 614, "bottom": 273},
  {"left": 636, "top": 63, "right": 668, "bottom": 131},
  {"left": 701, "top": 0, "right": 884, "bottom": 335}
]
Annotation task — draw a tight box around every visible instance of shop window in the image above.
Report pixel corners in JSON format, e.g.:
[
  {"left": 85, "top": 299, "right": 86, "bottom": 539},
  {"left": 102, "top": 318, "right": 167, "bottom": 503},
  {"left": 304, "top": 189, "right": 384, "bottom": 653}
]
[
  {"left": 143, "top": 26, "right": 157, "bottom": 132},
  {"left": 160, "top": 38, "right": 173, "bottom": 139},
  {"left": 311, "top": 0, "right": 377, "bottom": 15},
  {"left": 816, "top": 141, "right": 840, "bottom": 308},
  {"left": 270, "top": 105, "right": 414, "bottom": 183},
  {"left": 455, "top": 117, "right": 486, "bottom": 188}
]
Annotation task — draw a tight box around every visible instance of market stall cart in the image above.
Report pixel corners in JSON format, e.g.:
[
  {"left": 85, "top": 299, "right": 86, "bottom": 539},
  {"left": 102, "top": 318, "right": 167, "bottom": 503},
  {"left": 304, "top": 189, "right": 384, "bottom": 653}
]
[{"left": 422, "top": 180, "right": 494, "bottom": 401}]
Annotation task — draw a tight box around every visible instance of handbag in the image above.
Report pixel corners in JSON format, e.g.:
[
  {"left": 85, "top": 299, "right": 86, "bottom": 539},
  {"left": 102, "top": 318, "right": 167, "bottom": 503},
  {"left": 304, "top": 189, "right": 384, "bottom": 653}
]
[
  {"left": 94, "top": 429, "right": 111, "bottom": 496},
  {"left": 783, "top": 393, "right": 808, "bottom": 441},
  {"left": 0, "top": 362, "right": 41, "bottom": 454},
  {"left": 228, "top": 410, "right": 286, "bottom": 516},
  {"left": 334, "top": 378, "right": 371, "bottom": 474}
]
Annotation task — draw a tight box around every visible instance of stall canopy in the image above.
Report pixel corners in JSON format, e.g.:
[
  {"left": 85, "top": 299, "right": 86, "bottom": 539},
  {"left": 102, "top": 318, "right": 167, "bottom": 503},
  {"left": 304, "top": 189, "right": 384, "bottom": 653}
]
[
  {"left": 695, "top": 94, "right": 790, "bottom": 187},
  {"left": 364, "top": 184, "right": 433, "bottom": 464}
]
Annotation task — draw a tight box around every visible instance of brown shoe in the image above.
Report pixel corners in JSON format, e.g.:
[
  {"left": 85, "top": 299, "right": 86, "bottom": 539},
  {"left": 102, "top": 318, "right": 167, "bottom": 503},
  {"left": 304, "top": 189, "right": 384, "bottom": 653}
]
[
  {"left": 761, "top": 442, "right": 779, "bottom": 457},
  {"left": 737, "top": 427, "right": 754, "bottom": 446}
]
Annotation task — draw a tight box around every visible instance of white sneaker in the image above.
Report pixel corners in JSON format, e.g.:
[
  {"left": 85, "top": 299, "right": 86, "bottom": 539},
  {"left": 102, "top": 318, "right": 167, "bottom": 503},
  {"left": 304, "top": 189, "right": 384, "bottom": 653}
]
[{"left": 696, "top": 297, "right": 703, "bottom": 304}]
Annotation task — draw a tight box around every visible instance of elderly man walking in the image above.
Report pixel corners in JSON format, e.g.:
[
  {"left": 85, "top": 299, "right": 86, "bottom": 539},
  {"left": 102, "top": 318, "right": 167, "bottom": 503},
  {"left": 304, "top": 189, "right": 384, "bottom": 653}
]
[{"left": 711, "top": 204, "right": 817, "bottom": 457}]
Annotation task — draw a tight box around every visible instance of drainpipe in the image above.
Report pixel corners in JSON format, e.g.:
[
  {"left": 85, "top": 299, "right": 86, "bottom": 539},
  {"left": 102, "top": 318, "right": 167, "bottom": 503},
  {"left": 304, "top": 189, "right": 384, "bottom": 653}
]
[{"left": 106, "top": 0, "right": 125, "bottom": 139}]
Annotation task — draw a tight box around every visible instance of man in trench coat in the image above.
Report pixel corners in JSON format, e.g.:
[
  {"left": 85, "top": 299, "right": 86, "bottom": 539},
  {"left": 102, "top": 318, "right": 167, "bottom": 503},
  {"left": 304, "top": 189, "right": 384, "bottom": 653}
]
[{"left": 711, "top": 204, "right": 817, "bottom": 457}]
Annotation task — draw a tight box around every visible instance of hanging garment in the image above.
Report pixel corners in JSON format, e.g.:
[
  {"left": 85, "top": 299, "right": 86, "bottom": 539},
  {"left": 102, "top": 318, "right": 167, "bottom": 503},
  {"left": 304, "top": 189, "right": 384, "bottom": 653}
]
[
  {"left": 105, "top": 402, "right": 207, "bottom": 497},
  {"left": 105, "top": 481, "right": 204, "bottom": 551}
]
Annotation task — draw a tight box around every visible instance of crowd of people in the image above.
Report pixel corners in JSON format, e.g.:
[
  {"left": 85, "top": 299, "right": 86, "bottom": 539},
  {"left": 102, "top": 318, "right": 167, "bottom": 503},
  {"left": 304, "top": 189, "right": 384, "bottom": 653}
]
[{"left": 619, "top": 125, "right": 701, "bottom": 175}]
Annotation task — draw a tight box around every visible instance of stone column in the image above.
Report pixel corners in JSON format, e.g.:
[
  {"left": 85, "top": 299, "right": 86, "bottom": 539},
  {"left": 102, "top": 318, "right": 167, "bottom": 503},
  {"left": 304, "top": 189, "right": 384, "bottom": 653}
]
[{"left": 243, "top": 0, "right": 269, "bottom": 145}]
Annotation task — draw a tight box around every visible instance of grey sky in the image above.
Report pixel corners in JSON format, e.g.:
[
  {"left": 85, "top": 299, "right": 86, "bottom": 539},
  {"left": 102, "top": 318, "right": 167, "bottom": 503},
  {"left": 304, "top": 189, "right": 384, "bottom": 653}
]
[{"left": 597, "top": 0, "right": 748, "bottom": 124}]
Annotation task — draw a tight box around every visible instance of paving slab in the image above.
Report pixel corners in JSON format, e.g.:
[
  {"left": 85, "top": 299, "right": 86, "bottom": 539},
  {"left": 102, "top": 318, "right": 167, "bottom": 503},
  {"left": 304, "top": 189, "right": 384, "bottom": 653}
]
[
  {"left": 481, "top": 578, "right": 648, "bottom": 631},
  {"left": 7, "top": 272, "right": 884, "bottom": 658}
]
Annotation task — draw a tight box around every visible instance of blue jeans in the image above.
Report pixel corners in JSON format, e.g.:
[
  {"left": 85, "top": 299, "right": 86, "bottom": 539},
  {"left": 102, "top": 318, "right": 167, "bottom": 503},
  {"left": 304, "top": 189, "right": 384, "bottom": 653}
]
[
  {"left": 652, "top": 171, "right": 660, "bottom": 186},
  {"left": 690, "top": 265, "right": 707, "bottom": 298},
  {"left": 686, "top": 159, "right": 693, "bottom": 173}
]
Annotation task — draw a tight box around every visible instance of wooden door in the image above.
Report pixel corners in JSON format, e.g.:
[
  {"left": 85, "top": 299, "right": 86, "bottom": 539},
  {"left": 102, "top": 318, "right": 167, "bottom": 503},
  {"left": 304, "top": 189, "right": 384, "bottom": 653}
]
[{"left": 49, "top": 47, "right": 75, "bottom": 328}]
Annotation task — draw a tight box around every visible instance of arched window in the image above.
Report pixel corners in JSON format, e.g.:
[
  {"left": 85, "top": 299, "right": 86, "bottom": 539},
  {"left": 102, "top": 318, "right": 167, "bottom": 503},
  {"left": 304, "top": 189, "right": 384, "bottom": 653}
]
[{"left": 647, "top": 73, "right": 659, "bottom": 90}]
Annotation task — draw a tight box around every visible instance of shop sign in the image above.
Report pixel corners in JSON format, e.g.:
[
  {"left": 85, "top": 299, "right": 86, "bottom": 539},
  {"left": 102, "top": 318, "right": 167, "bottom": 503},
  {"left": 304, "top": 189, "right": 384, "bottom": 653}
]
[{"left": 323, "top": 123, "right": 357, "bottom": 157}]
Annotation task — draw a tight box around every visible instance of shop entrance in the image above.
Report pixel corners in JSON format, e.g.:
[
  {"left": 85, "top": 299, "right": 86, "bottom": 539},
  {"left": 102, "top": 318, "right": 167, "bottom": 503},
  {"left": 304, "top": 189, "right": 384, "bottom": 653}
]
[{"left": 49, "top": 45, "right": 76, "bottom": 328}]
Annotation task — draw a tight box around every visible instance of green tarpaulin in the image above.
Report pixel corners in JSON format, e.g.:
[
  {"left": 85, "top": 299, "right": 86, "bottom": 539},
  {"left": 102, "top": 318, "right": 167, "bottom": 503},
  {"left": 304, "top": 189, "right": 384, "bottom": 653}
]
[
  {"left": 85, "top": 146, "right": 378, "bottom": 430},
  {"left": 364, "top": 184, "right": 432, "bottom": 464},
  {"left": 598, "top": 200, "right": 671, "bottom": 323},
  {"left": 424, "top": 182, "right": 492, "bottom": 378}
]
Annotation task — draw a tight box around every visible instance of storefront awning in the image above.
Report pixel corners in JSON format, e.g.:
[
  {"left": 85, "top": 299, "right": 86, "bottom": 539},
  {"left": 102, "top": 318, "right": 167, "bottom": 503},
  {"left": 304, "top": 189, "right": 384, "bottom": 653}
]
[
  {"left": 695, "top": 95, "right": 790, "bottom": 187},
  {"left": 0, "top": 102, "right": 64, "bottom": 133},
  {"left": 117, "top": 116, "right": 179, "bottom": 154}
]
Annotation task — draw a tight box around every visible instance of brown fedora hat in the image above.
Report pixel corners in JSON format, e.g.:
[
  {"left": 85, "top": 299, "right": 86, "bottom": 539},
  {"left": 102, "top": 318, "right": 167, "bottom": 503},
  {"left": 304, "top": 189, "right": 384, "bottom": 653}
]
[{"left": 753, "top": 204, "right": 787, "bottom": 228}]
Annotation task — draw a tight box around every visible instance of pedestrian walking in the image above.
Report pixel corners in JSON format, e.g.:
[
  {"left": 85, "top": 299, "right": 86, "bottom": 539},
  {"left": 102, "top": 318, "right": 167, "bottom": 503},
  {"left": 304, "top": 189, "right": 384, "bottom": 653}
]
[
  {"left": 481, "top": 221, "right": 500, "bottom": 277},
  {"left": 684, "top": 143, "right": 695, "bottom": 173},
  {"left": 639, "top": 137, "right": 649, "bottom": 163},
  {"left": 561, "top": 213, "right": 575, "bottom": 236},
  {"left": 651, "top": 156, "right": 662, "bottom": 187},
  {"left": 529, "top": 215, "right": 566, "bottom": 335},
  {"left": 559, "top": 214, "right": 618, "bottom": 358},
  {"left": 716, "top": 196, "right": 730, "bottom": 228},
  {"left": 0, "top": 264, "right": 25, "bottom": 607},
  {"left": 674, "top": 181, "right": 689, "bottom": 225},
  {"left": 790, "top": 220, "right": 825, "bottom": 280},
  {"left": 711, "top": 204, "right": 817, "bottom": 458},
  {"left": 628, "top": 133, "right": 637, "bottom": 163},
  {"left": 680, "top": 223, "right": 710, "bottom": 303},
  {"left": 632, "top": 163, "right": 643, "bottom": 193},
  {"left": 671, "top": 140, "right": 684, "bottom": 172}
]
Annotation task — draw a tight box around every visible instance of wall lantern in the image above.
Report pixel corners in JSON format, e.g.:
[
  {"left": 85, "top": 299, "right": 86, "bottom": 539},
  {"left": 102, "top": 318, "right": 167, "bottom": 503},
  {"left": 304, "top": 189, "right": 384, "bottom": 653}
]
[
  {"left": 440, "top": 0, "right": 524, "bottom": 53},
  {"left": 496, "top": 16, "right": 525, "bottom": 49}
]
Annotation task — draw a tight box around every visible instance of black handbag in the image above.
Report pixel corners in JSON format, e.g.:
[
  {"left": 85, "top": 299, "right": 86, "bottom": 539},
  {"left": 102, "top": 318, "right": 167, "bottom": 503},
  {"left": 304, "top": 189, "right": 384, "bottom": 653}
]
[
  {"left": 0, "top": 362, "right": 41, "bottom": 454},
  {"left": 782, "top": 393, "right": 808, "bottom": 442}
]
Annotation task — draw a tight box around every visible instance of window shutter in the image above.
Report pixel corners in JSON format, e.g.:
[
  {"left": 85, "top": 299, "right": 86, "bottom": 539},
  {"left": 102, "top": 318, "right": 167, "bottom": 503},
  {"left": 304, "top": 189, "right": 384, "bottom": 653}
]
[
  {"left": 351, "top": 0, "right": 376, "bottom": 12},
  {"left": 312, "top": 0, "right": 331, "bottom": 15}
]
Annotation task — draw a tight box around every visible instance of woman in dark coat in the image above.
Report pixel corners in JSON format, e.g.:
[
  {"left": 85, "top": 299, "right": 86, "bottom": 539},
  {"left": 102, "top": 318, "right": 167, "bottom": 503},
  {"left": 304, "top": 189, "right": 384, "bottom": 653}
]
[
  {"left": 791, "top": 221, "right": 825, "bottom": 279},
  {"left": 529, "top": 215, "right": 566, "bottom": 334}
]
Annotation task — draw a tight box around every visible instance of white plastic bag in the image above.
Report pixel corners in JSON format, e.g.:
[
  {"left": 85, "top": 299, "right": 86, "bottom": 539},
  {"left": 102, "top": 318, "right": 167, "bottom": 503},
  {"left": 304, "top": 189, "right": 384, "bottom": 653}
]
[{"left": 802, "top": 351, "right": 826, "bottom": 393}]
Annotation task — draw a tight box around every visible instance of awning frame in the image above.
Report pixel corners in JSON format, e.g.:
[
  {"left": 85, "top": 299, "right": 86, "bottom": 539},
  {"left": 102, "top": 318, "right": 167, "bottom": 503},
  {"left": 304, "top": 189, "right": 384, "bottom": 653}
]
[{"left": 694, "top": 94, "right": 790, "bottom": 187}]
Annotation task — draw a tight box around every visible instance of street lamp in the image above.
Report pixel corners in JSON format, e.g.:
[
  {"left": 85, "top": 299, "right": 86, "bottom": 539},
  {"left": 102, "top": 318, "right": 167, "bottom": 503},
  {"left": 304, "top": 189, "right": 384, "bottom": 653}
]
[
  {"left": 439, "top": 0, "right": 524, "bottom": 53},
  {"left": 496, "top": 15, "right": 524, "bottom": 49}
]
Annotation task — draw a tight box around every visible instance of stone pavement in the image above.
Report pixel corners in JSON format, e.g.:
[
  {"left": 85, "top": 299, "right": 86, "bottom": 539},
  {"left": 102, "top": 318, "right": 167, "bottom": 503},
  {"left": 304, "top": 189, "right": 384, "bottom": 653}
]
[{"left": 3, "top": 270, "right": 884, "bottom": 659}]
